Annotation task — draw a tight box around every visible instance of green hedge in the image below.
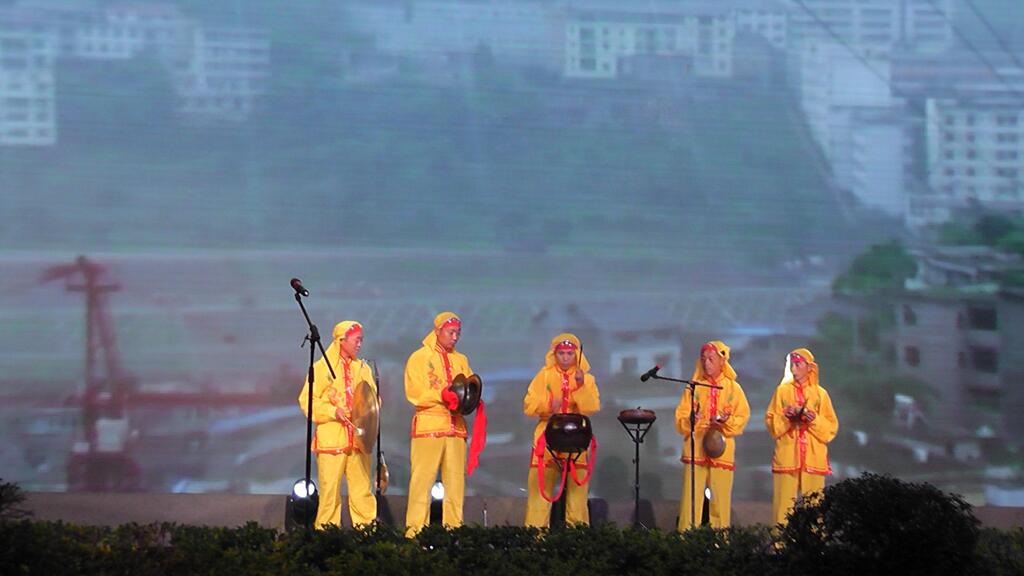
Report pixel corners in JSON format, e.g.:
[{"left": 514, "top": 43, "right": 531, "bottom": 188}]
[
  {"left": 2, "top": 475, "right": 1022, "bottom": 576},
  {"left": 3, "top": 521, "right": 1021, "bottom": 576}
]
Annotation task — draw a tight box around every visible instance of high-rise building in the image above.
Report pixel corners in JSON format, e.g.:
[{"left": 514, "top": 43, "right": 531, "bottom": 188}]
[
  {"left": 785, "top": 0, "right": 952, "bottom": 55},
  {"left": 175, "top": 26, "right": 270, "bottom": 120},
  {"left": 796, "top": 39, "right": 910, "bottom": 216},
  {"left": 734, "top": 2, "right": 788, "bottom": 48},
  {"left": 923, "top": 97, "right": 1024, "bottom": 220},
  {"left": 564, "top": 1, "right": 735, "bottom": 79},
  {"left": 0, "top": 8, "right": 58, "bottom": 146}
]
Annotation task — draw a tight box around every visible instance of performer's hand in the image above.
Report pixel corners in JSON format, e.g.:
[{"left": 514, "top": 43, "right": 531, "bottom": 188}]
[
  {"left": 803, "top": 409, "right": 816, "bottom": 423},
  {"left": 442, "top": 387, "right": 460, "bottom": 411},
  {"left": 783, "top": 406, "right": 798, "bottom": 420},
  {"left": 335, "top": 407, "right": 351, "bottom": 422},
  {"left": 574, "top": 369, "right": 585, "bottom": 387},
  {"left": 552, "top": 396, "right": 575, "bottom": 414},
  {"left": 548, "top": 389, "right": 563, "bottom": 413}
]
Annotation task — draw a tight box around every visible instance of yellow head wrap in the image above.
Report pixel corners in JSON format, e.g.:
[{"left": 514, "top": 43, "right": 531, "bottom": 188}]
[
  {"left": 422, "top": 311, "right": 461, "bottom": 349},
  {"left": 780, "top": 347, "right": 819, "bottom": 388},
  {"left": 318, "top": 320, "right": 362, "bottom": 371},
  {"left": 691, "top": 340, "right": 737, "bottom": 382},
  {"left": 544, "top": 332, "right": 591, "bottom": 373}
]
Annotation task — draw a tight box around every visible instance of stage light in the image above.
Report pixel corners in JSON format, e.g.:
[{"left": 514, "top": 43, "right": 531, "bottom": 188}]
[
  {"left": 429, "top": 481, "right": 444, "bottom": 525},
  {"left": 294, "top": 478, "right": 317, "bottom": 499},
  {"left": 285, "top": 478, "right": 319, "bottom": 532}
]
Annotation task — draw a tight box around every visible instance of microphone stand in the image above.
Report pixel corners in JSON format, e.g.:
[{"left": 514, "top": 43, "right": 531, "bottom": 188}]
[
  {"left": 648, "top": 373, "right": 721, "bottom": 529},
  {"left": 371, "top": 360, "right": 385, "bottom": 497},
  {"left": 294, "top": 289, "right": 336, "bottom": 531}
]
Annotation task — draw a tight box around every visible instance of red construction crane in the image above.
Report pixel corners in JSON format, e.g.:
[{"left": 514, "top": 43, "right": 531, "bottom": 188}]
[{"left": 41, "top": 255, "right": 141, "bottom": 491}]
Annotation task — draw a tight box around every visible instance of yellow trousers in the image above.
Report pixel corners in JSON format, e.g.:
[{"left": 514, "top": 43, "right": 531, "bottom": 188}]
[
  {"left": 315, "top": 451, "right": 376, "bottom": 528},
  {"left": 678, "top": 464, "right": 734, "bottom": 530},
  {"left": 772, "top": 471, "right": 824, "bottom": 526},
  {"left": 405, "top": 436, "right": 466, "bottom": 537},
  {"left": 525, "top": 463, "right": 590, "bottom": 527}
]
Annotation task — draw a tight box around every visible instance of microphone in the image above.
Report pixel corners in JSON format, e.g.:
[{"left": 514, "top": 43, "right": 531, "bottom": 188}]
[
  {"left": 290, "top": 278, "right": 309, "bottom": 297},
  {"left": 639, "top": 364, "right": 661, "bottom": 382}
]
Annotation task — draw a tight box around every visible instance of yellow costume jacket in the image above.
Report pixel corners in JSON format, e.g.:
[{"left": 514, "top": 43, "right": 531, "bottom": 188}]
[
  {"left": 675, "top": 376, "right": 750, "bottom": 470},
  {"left": 405, "top": 344, "right": 472, "bottom": 438},
  {"left": 298, "top": 355, "right": 376, "bottom": 454},
  {"left": 765, "top": 379, "right": 838, "bottom": 475},
  {"left": 523, "top": 365, "right": 600, "bottom": 467}
]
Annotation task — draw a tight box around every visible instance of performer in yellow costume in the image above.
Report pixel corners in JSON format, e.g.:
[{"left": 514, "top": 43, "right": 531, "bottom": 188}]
[
  {"left": 523, "top": 333, "right": 601, "bottom": 527},
  {"left": 297, "top": 320, "right": 377, "bottom": 528},
  {"left": 404, "top": 312, "right": 474, "bottom": 536},
  {"left": 765, "top": 348, "right": 838, "bottom": 526},
  {"left": 675, "top": 340, "right": 750, "bottom": 530}
]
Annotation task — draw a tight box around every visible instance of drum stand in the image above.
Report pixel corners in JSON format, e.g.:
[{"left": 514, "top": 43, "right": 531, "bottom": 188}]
[
  {"left": 618, "top": 409, "right": 657, "bottom": 528},
  {"left": 546, "top": 448, "right": 585, "bottom": 528}
]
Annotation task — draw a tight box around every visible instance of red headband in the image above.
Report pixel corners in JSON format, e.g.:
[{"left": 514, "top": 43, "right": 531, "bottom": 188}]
[
  {"left": 554, "top": 339, "right": 577, "bottom": 352},
  {"left": 344, "top": 324, "right": 362, "bottom": 339},
  {"left": 702, "top": 342, "right": 723, "bottom": 356},
  {"left": 790, "top": 353, "right": 806, "bottom": 365},
  {"left": 440, "top": 317, "right": 461, "bottom": 329}
]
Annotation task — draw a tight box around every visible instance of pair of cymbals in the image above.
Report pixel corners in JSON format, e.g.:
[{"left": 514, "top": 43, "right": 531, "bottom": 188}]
[{"left": 450, "top": 373, "right": 483, "bottom": 415}]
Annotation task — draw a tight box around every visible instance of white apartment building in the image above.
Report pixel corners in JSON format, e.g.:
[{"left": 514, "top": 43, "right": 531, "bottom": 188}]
[
  {"left": 848, "top": 111, "right": 910, "bottom": 216},
  {"left": 786, "top": 0, "right": 952, "bottom": 55},
  {"left": 9, "top": 1, "right": 266, "bottom": 121},
  {"left": 734, "top": 2, "right": 788, "bottom": 48},
  {"left": 95, "top": 3, "right": 190, "bottom": 63},
  {"left": 16, "top": 1, "right": 187, "bottom": 62},
  {"left": 924, "top": 97, "right": 1024, "bottom": 222},
  {"left": 889, "top": 52, "right": 1024, "bottom": 228},
  {"left": 176, "top": 27, "right": 270, "bottom": 119},
  {"left": 901, "top": 0, "right": 954, "bottom": 52},
  {"left": 0, "top": 9, "right": 57, "bottom": 146},
  {"left": 564, "top": 2, "right": 735, "bottom": 79},
  {"left": 70, "top": 5, "right": 153, "bottom": 60},
  {"left": 797, "top": 40, "right": 910, "bottom": 216}
]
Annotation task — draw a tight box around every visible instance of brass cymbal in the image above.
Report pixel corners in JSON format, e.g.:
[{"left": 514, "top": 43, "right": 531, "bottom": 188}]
[
  {"left": 350, "top": 379, "right": 379, "bottom": 454},
  {"left": 703, "top": 428, "right": 726, "bottom": 459}
]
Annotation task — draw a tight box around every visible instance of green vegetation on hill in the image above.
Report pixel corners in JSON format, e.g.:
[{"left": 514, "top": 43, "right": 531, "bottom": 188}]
[
  {"left": 0, "top": 1, "right": 867, "bottom": 269},
  {"left": 2, "top": 72, "right": 851, "bottom": 266}
]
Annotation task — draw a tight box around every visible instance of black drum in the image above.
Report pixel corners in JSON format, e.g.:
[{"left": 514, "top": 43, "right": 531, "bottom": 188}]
[
  {"left": 450, "top": 373, "right": 483, "bottom": 415},
  {"left": 545, "top": 413, "right": 592, "bottom": 454}
]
